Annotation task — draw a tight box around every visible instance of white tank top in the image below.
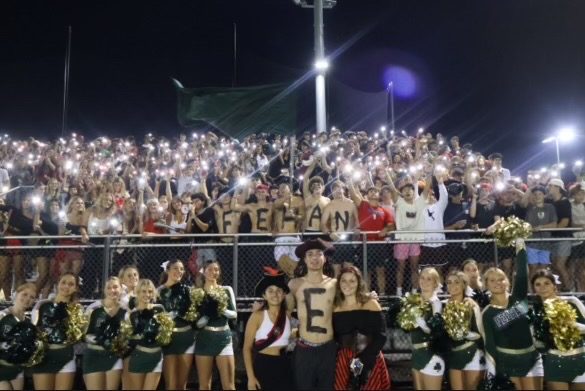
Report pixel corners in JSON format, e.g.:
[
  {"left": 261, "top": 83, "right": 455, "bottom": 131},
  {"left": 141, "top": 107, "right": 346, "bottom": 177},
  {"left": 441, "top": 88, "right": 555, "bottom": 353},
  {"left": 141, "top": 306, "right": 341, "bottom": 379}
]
[
  {"left": 87, "top": 213, "right": 110, "bottom": 235},
  {"left": 255, "top": 310, "right": 291, "bottom": 348}
]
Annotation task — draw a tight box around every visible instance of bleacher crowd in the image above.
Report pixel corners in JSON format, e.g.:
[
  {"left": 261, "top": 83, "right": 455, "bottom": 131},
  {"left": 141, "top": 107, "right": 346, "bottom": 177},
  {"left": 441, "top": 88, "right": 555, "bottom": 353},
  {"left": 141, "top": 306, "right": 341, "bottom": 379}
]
[{"left": 1, "top": 128, "right": 585, "bottom": 390}]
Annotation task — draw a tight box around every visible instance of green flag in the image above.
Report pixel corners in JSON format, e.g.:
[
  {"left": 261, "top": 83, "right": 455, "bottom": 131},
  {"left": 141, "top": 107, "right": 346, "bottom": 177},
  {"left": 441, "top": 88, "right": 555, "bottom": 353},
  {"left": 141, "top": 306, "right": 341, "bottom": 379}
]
[{"left": 173, "top": 79, "right": 298, "bottom": 139}]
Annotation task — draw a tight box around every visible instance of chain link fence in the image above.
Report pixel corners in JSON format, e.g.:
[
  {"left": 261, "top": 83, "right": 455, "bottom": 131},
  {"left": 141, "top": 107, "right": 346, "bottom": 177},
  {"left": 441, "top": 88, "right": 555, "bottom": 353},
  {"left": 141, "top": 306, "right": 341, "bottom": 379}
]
[{"left": 2, "top": 231, "right": 585, "bottom": 300}]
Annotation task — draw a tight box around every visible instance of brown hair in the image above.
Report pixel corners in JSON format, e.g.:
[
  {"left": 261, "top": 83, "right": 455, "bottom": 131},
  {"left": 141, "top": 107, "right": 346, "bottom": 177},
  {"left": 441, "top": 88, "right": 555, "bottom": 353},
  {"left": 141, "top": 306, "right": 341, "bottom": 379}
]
[
  {"left": 15, "top": 282, "right": 37, "bottom": 295},
  {"left": 57, "top": 272, "right": 81, "bottom": 302},
  {"left": 334, "top": 266, "right": 370, "bottom": 307}
]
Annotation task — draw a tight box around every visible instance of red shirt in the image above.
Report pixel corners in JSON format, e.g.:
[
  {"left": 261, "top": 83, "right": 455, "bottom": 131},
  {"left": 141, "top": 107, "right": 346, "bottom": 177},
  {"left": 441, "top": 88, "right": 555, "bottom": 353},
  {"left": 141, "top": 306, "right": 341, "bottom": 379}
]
[
  {"left": 143, "top": 218, "right": 165, "bottom": 234},
  {"left": 357, "top": 201, "right": 394, "bottom": 241}
]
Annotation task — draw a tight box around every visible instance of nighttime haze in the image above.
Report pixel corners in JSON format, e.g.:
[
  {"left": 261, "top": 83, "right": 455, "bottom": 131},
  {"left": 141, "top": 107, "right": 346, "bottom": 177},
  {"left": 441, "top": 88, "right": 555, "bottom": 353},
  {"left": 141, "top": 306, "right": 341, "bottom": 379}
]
[{"left": 1, "top": 0, "right": 585, "bottom": 170}]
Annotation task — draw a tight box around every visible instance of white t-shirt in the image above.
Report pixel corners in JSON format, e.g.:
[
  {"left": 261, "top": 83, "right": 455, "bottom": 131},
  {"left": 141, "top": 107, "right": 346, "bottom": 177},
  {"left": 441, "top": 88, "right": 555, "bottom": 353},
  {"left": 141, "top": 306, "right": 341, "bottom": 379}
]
[
  {"left": 394, "top": 189, "right": 427, "bottom": 241},
  {"left": 571, "top": 201, "right": 585, "bottom": 241},
  {"left": 177, "top": 176, "right": 201, "bottom": 196},
  {"left": 422, "top": 183, "right": 448, "bottom": 248}
]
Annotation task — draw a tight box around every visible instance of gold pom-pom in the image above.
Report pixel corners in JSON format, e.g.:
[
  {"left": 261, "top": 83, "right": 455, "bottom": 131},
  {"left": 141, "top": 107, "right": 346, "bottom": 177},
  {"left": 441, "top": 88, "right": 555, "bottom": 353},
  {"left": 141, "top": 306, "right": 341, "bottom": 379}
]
[
  {"left": 111, "top": 319, "right": 133, "bottom": 357},
  {"left": 207, "top": 287, "right": 229, "bottom": 315},
  {"left": 544, "top": 298, "right": 583, "bottom": 352},
  {"left": 184, "top": 288, "right": 206, "bottom": 323},
  {"left": 65, "top": 303, "right": 88, "bottom": 345},
  {"left": 23, "top": 333, "right": 47, "bottom": 367},
  {"left": 154, "top": 312, "right": 175, "bottom": 346},
  {"left": 397, "top": 293, "right": 431, "bottom": 331},
  {"left": 492, "top": 216, "right": 532, "bottom": 247},
  {"left": 443, "top": 301, "right": 473, "bottom": 341}
]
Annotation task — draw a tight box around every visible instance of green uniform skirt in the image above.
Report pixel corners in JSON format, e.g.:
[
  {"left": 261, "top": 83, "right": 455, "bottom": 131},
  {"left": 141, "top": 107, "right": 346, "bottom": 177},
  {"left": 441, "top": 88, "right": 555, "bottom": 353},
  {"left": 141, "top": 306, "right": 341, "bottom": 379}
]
[
  {"left": 82, "top": 344, "right": 122, "bottom": 374},
  {"left": 496, "top": 346, "right": 540, "bottom": 377},
  {"left": 163, "top": 326, "right": 195, "bottom": 356},
  {"left": 32, "top": 345, "right": 74, "bottom": 374},
  {"left": 448, "top": 341, "right": 478, "bottom": 370},
  {"left": 543, "top": 348, "right": 585, "bottom": 383},
  {"left": 412, "top": 343, "right": 435, "bottom": 371},
  {"left": 128, "top": 345, "right": 162, "bottom": 373},
  {"left": 195, "top": 327, "right": 232, "bottom": 356},
  {"left": 0, "top": 361, "right": 22, "bottom": 382}
]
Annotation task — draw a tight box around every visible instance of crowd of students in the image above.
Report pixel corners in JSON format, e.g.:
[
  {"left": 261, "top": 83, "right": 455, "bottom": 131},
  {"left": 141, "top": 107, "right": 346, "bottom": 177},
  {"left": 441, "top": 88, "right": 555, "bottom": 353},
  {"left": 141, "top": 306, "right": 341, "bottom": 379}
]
[{"left": 0, "top": 129, "right": 584, "bottom": 302}]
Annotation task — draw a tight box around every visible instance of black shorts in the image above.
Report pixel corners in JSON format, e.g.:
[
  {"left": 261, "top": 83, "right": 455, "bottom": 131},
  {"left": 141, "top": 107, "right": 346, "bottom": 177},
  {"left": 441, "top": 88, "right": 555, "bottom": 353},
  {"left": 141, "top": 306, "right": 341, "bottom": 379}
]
[
  {"left": 331, "top": 243, "right": 358, "bottom": 265},
  {"left": 421, "top": 245, "right": 449, "bottom": 267}
]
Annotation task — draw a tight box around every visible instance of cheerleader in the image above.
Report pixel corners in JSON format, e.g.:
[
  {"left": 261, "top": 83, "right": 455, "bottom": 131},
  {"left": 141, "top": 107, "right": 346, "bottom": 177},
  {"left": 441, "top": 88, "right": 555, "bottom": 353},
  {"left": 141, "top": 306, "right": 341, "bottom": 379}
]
[
  {"left": 401, "top": 267, "right": 444, "bottom": 391},
  {"left": 531, "top": 269, "right": 585, "bottom": 390},
  {"left": 243, "top": 269, "right": 293, "bottom": 391},
  {"left": 119, "top": 265, "right": 139, "bottom": 310},
  {"left": 462, "top": 259, "right": 490, "bottom": 309},
  {"left": 82, "top": 277, "right": 126, "bottom": 390},
  {"left": 443, "top": 271, "right": 484, "bottom": 390},
  {"left": 31, "top": 272, "right": 83, "bottom": 391},
  {"left": 481, "top": 239, "right": 543, "bottom": 390},
  {"left": 158, "top": 259, "right": 195, "bottom": 390},
  {"left": 195, "top": 260, "right": 237, "bottom": 391},
  {"left": 0, "top": 283, "right": 37, "bottom": 391},
  {"left": 124, "top": 279, "right": 169, "bottom": 390},
  {"left": 118, "top": 264, "right": 139, "bottom": 390}
]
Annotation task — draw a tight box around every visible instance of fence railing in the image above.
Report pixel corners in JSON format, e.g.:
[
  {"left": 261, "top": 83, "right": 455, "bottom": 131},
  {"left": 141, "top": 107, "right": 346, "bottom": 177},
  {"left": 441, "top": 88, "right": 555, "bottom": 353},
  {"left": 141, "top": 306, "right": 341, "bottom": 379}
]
[{"left": 1, "top": 228, "right": 584, "bottom": 299}]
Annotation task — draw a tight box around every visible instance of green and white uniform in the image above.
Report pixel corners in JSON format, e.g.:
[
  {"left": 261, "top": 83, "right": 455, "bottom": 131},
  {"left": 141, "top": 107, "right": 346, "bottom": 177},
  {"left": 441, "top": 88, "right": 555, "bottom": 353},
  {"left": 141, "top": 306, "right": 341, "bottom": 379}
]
[
  {"left": 0, "top": 309, "right": 25, "bottom": 382},
  {"left": 31, "top": 300, "right": 77, "bottom": 374},
  {"left": 445, "top": 301, "right": 485, "bottom": 371},
  {"left": 82, "top": 301, "right": 126, "bottom": 374},
  {"left": 158, "top": 283, "right": 195, "bottom": 355},
  {"left": 409, "top": 295, "right": 445, "bottom": 376},
  {"left": 126, "top": 304, "right": 165, "bottom": 373},
  {"left": 481, "top": 249, "right": 543, "bottom": 377},
  {"left": 195, "top": 286, "right": 237, "bottom": 357},
  {"left": 537, "top": 297, "right": 585, "bottom": 383}
]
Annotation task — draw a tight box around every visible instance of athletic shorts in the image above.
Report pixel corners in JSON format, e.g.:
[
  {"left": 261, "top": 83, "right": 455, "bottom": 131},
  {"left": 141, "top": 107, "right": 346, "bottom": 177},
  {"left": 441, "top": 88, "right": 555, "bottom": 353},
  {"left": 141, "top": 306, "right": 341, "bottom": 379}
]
[{"left": 394, "top": 243, "right": 421, "bottom": 261}]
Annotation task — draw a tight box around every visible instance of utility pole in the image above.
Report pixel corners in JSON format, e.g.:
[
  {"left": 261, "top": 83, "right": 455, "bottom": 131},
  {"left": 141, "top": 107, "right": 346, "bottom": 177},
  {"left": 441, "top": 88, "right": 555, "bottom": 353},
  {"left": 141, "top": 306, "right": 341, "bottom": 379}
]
[{"left": 293, "top": 0, "right": 336, "bottom": 134}]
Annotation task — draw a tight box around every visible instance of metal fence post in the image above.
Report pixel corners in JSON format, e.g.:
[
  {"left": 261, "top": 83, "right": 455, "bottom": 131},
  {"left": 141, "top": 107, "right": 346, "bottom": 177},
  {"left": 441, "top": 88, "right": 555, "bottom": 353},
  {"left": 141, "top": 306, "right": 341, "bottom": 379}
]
[
  {"left": 492, "top": 239, "right": 499, "bottom": 267},
  {"left": 233, "top": 236, "right": 239, "bottom": 297},
  {"left": 103, "top": 236, "right": 111, "bottom": 283},
  {"left": 362, "top": 233, "right": 368, "bottom": 279}
]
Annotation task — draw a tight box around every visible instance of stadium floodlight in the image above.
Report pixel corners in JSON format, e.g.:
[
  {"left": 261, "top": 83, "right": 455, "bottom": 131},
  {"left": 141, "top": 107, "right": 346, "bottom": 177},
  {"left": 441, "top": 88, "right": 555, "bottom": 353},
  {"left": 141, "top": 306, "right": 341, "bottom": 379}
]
[
  {"left": 314, "top": 59, "right": 329, "bottom": 71},
  {"left": 293, "top": 0, "right": 336, "bottom": 133},
  {"left": 542, "top": 126, "right": 579, "bottom": 165}
]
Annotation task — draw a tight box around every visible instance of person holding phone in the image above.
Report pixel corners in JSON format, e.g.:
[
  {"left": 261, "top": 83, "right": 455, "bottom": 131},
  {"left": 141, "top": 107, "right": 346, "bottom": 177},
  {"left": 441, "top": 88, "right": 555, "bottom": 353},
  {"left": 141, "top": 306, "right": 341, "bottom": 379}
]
[{"left": 443, "top": 182, "right": 471, "bottom": 268}]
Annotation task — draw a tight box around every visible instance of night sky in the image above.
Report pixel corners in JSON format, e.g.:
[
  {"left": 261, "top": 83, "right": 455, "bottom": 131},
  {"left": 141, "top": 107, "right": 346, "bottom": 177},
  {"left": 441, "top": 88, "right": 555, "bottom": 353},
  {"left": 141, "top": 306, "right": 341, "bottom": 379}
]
[{"left": 1, "top": 0, "right": 585, "bottom": 171}]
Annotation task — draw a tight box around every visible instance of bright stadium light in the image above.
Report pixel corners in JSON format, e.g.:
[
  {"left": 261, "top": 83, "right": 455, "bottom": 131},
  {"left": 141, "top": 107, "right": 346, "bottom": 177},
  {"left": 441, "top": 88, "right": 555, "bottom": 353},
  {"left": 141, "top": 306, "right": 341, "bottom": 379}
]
[
  {"left": 542, "top": 126, "right": 579, "bottom": 165},
  {"left": 314, "top": 59, "right": 329, "bottom": 71}
]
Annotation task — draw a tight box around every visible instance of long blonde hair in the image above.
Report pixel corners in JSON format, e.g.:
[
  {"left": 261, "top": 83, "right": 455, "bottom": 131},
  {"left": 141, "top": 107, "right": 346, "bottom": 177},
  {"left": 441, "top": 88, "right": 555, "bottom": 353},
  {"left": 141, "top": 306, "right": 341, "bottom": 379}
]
[{"left": 483, "top": 267, "right": 509, "bottom": 293}]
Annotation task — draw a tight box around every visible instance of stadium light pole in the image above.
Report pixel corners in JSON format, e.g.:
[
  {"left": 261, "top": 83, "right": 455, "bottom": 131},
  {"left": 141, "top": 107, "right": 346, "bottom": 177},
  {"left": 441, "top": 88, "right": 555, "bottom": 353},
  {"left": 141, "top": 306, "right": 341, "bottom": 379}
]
[
  {"left": 293, "top": 0, "right": 336, "bottom": 134},
  {"left": 542, "top": 126, "right": 577, "bottom": 165}
]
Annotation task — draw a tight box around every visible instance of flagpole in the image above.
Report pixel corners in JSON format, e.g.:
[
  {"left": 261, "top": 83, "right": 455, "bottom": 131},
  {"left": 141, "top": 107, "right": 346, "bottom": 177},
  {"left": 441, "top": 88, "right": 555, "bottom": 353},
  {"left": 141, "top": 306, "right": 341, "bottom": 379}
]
[
  {"left": 232, "top": 23, "right": 237, "bottom": 87},
  {"left": 61, "top": 26, "right": 72, "bottom": 137}
]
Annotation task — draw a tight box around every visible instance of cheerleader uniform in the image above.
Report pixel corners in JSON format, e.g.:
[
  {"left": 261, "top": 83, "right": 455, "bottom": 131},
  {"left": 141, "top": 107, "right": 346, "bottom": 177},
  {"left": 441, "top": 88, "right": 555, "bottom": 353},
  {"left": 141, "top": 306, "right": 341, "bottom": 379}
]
[
  {"left": 481, "top": 248, "right": 543, "bottom": 377},
  {"left": 31, "top": 300, "right": 77, "bottom": 374},
  {"left": 158, "top": 283, "right": 195, "bottom": 355},
  {"left": 253, "top": 309, "right": 293, "bottom": 391},
  {"left": 195, "top": 286, "right": 237, "bottom": 356},
  {"left": 534, "top": 296, "right": 585, "bottom": 383},
  {"left": 409, "top": 295, "right": 445, "bottom": 377},
  {"left": 127, "top": 304, "right": 166, "bottom": 373},
  {"left": 445, "top": 301, "right": 485, "bottom": 371},
  {"left": 0, "top": 309, "right": 25, "bottom": 382},
  {"left": 120, "top": 293, "right": 137, "bottom": 311},
  {"left": 82, "top": 301, "right": 126, "bottom": 374},
  {"left": 333, "top": 309, "right": 391, "bottom": 390}
]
